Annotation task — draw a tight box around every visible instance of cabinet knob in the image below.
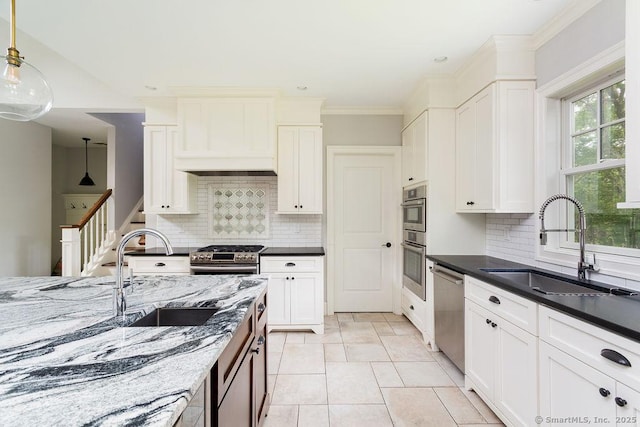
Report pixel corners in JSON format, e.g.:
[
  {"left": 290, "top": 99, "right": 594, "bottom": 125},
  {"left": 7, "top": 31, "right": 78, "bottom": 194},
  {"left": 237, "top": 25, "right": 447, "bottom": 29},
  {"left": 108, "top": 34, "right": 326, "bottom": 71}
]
[
  {"left": 291, "top": 277, "right": 295, "bottom": 281},
  {"left": 486, "top": 319, "right": 492, "bottom": 324},
  {"left": 382, "top": 242, "right": 392, "bottom": 248},
  {"left": 161, "top": 205, "right": 165, "bottom": 208},
  {"left": 410, "top": 305, "right": 414, "bottom": 310},
  {"left": 257, "top": 302, "right": 266, "bottom": 313},
  {"left": 491, "top": 322, "right": 497, "bottom": 328},
  {"left": 466, "top": 201, "right": 475, "bottom": 206},
  {"left": 616, "top": 397, "right": 628, "bottom": 407},
  {"left": 286, "top": 277, "right": 290, "bottom": 280},
  {"left": 599, "top": 388, "right": 611, "bottom": 397},
  {"left": 409, "top": 177, "right": 414, "bottom": 181},
  {"left": 294, "top": 205, "right": 298, "bottom": 208},
  {"left": 154, "top": 262, "right": 166, "bottom": 267},
  {"left": 300, "top": 205, "right": 303, "bottom": 209},
  {"left": 166, "top": 205, "right": 170, "bottom": 208}
]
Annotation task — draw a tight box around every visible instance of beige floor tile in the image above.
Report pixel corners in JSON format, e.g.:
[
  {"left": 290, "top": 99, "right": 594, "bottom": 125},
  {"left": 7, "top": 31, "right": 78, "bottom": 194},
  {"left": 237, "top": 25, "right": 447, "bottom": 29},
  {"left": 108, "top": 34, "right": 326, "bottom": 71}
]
[
  {"left": 340, "top": 321, "right": 381, "bottom": 344},
  {"left": 305, "top": 327, "right": 343, "bottom": 344},
  {"left": 336, "top": 313, "right": 354, "bottom": 322},
  {"left": 271, "top": 374, "right": 328, "bottom": 405},
  {"left": 390, "top": 322, "right": 421, "bottom": 336},
  {"left": 383, "top": 313, "right": 409, "bottom": 323},
  {"left": 380, "top": 335, "right": 434, "bottom": 361},
  {"left": 285, "top": 332, "right": 309, "bottom": 343},
  {"left": 394, "top": 361, "right": 455, "bottom": 387},
  {"left": 268, "top": 351, "right": 282, "bottom": 375},
  {"left": 268, "top": 332, "right": 286, "bottom": 353},
  {"left": 371, "top": 362, "right": 404, "bottom": 387},
  {"left": 328, "top": 405, "right": 393, "bottom": 427},
  {"left": 461, "top": 388, "right": 503, "bottom": 424},
  {"left": 382, "top": 387, "right": 457, "bottom": 426},
  {"left": 268, "top": 374, "right": 277, "bottom": 398},
  {"left": 345, "top": 343, "right": 390, "bottom": 362},
  {"left": 353, "top": 312, "right": 388, "bottom": 322},
  {"left": 279, "top": 343, "right": 325, "bottom": 374},
  {"left": 324, "top": 315, "right": 339, "bottom": 328},
  {"left": 298, "top": 405, "right": 330, "bottom": 427},
  {"left": 434, "top": 387, "right": 486, "bottom": 424},
  {"left": 326, "top": 362, "right": 384, "bottom": 404},
  {"left": 263, "top": 405, "right": 298, "bottom": 427},
  {"left": 324, "top": 343, "right": 347, "bottom": 362},
  {"left": 458, "top": 424, "right": 505, "bottom": 427},
  {"left": 371, "top": 321, "right": 396, "bottom": 336}
]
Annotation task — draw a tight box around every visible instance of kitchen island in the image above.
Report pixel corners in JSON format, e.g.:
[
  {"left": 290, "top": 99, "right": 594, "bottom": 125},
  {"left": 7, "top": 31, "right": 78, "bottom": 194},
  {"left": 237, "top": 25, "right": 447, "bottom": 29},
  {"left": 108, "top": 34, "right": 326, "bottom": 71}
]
[{"left": 0, "top": 274, "right": 268, "bottom": 426}]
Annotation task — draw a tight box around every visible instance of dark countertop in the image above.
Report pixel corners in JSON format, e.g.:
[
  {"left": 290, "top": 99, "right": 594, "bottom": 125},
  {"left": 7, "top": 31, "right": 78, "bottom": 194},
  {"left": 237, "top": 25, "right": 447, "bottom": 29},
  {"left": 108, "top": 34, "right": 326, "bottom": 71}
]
[
  {"left": 427, "top": 255, "right": 640, "bottom": 343},
  {"left": 261, "top": 247, "right": 325, "bottom": 256},
  {"left": 125, "top": 247, "right": 192, "bottom": 256}
]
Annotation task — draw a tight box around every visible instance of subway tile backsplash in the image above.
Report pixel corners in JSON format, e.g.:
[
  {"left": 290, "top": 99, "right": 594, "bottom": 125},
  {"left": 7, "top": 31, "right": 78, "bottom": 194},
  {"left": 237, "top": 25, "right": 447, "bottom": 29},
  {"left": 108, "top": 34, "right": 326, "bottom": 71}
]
[{"left": 153, "top": 176, "right": 322, "bottom": 247}]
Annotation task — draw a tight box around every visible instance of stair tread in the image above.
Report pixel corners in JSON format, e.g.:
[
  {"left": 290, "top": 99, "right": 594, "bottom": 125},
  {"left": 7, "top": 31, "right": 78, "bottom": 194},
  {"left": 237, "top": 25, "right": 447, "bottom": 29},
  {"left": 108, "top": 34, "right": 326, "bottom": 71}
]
[
  {"left": 102, "top": 261, "right": 128, "bottom": 267},
  {"left": 131, "top": 221, "right": 145, "bottom": 224}
]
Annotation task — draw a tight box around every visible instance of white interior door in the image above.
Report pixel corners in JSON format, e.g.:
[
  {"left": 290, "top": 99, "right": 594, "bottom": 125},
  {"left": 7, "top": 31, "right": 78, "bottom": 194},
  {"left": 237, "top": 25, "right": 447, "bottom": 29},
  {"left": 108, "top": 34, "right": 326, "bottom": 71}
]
[{"left": 329, "top": 148, "right": 399, "bottom": 312}]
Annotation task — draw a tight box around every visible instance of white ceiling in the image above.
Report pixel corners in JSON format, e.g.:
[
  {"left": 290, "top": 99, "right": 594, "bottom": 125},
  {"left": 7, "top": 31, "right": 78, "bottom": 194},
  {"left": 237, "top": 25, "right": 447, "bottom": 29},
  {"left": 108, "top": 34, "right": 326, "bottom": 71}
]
[{"left": 1, "top": 0, "right": 580, "bottom": 145}]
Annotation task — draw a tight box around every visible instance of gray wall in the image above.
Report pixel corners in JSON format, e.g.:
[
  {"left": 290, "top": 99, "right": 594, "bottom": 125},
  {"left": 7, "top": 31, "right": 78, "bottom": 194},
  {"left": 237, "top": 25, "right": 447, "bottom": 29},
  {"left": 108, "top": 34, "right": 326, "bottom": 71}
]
[
  {"left": 321, "top": 115, "right": 403, "bottom": 146},
  {"left": 92, "top": 113, "right": 145, "bottom": 229},
  {"left": 0, "top": 120, "right": 52, "bottom": 276},
  {"left": 536, "top": 0, "right": 625, "bottom": 88}
]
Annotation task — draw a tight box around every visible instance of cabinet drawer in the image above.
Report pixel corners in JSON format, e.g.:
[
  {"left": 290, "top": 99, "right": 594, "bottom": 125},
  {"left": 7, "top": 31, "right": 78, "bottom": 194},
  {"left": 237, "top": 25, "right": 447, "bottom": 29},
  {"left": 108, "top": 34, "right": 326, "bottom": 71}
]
[
  {"left": 401, "top": 287, "right": 425, "bottom": 331},
  {"left": 128, "top": 256, "right": 190, "bottom": 274},
  {"left": 260, "top": 257, "right": 321, "bottom": 273},
  {"left": 465, "top": 276, "right": 537, "bottom": 335},
  {"left": 539, "top": 305, "right": 640, "bottom": 391}
]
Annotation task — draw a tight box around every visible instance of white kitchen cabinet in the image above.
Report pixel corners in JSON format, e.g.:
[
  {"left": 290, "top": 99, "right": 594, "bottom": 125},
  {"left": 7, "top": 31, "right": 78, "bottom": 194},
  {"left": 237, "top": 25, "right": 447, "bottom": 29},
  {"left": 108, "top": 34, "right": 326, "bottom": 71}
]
[
  {"left": 465, "top": 278, "right": 538, "bottom": 426},
  {"left": 175, "top": 98, "right": 276, "bottom": 172},
  {"left": 539, "top": 305, "right": 640, "bottom": 426},
  {"left": 261, "top": 256, "right": 324, "bottom": 333},
  {"left": 402, "top": 259, "right": 436, "bottom": 349},
  {"left": 455, "top": 80, "right": 535, "bottom": 213},
  {"left": 144, "top": 125, "right": 197, "bottom": 214},
  {"left": 127, "top": 256, "right": 191, "bottom": 275},
  {"left": 277, "top": 126, "right": 322, "bottom": 214},
  {"left": 401, "top": 112, "right": 427, "bottom": 186}
]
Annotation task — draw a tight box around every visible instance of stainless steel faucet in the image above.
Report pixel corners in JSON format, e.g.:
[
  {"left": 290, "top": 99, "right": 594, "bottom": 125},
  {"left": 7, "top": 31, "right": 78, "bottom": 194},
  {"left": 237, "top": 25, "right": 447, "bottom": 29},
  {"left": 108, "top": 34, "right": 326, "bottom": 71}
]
[
  {"left": 114, "top": 228, "right": 174, "bottom": 317},
  {"left": 539, "top": 194, "right": 596, "bottom": 280}
]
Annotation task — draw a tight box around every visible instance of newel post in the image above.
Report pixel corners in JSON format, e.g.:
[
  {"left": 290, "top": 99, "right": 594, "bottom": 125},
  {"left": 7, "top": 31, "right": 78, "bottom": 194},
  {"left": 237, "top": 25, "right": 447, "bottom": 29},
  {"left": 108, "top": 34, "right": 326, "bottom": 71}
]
[{"left": 61, "top": 227, "right": 81, "bottom": 276}]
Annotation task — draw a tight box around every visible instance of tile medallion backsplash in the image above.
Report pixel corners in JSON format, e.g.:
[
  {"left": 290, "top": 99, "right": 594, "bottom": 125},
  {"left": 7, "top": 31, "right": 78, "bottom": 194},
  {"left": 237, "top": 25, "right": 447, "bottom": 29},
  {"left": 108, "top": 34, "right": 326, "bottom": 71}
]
[{"left": 209, "top": 184, "right": 269, "bottom": 238}]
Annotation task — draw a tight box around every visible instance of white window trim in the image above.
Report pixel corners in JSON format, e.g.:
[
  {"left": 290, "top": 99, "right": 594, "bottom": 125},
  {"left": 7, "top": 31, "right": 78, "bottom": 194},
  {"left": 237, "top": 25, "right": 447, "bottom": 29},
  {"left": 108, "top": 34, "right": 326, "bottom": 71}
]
[{"left": 535, "top": 40, "right": 640, "bottom": 281}]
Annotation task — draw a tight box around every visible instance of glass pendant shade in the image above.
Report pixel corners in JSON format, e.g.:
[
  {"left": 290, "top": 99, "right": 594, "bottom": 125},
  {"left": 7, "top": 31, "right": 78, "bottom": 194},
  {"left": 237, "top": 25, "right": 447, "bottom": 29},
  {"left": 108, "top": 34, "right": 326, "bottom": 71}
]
[{"left": 0, "top": 56, "right": 53, "bottom": 121}]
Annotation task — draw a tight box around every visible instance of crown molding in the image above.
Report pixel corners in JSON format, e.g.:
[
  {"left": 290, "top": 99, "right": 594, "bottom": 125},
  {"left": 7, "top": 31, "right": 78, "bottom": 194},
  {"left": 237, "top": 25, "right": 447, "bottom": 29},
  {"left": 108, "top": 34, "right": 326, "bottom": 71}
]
[{"left": 532, "top": 0, "right": 602, "bottom": 50}]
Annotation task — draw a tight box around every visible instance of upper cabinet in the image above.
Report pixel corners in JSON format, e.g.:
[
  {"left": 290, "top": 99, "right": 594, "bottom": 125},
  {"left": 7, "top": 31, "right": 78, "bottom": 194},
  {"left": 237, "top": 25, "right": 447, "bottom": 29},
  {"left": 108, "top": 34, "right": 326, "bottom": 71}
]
[
  {"left": 174, "top": 97, "right": 277, "bottom": 172},
  {"left": 144, "top": 125, "right": 197, "bottom": 214},
  {"left": 401, "top": 112, "right": 427, "bottom": 186},
  {"left": 455, "top": 81, "right": 535, "bottom": 213},
  {"left": 277, "top": 126, "right": 323, "bottom": 214}
]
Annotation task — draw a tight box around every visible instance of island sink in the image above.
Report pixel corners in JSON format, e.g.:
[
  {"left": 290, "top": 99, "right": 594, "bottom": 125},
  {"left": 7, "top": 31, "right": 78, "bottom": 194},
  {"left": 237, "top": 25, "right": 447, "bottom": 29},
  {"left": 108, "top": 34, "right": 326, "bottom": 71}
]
[{"left": 128, "top": 307, "right": 219, "bottom": 327}]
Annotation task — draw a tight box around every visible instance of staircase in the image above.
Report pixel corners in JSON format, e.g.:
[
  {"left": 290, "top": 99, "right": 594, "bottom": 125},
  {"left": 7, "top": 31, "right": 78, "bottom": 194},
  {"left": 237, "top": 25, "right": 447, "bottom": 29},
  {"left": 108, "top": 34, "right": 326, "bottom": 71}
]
[{"left": 96, "top": 206, "right": 147, "bottom": 277}]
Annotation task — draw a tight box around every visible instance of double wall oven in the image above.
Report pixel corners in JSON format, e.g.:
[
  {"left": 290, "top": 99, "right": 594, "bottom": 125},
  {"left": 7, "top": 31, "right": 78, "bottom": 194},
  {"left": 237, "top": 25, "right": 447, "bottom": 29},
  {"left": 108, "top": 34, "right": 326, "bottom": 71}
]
[
  {"left": 190, "top": 245, "right": 264, "bottom": 275},
  {"left": 401, "top": 184, "right": 427, "bottom": 300}
]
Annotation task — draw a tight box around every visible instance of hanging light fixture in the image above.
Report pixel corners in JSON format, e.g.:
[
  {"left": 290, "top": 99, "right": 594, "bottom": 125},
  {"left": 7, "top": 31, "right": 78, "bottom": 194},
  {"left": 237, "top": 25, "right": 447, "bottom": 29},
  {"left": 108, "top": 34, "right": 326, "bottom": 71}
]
[
  {"left": 79, "top": 137, "right": 95, "bottom": 186},
  {"left": 0, "top": 0, "right": 53, "bottom": 121}
]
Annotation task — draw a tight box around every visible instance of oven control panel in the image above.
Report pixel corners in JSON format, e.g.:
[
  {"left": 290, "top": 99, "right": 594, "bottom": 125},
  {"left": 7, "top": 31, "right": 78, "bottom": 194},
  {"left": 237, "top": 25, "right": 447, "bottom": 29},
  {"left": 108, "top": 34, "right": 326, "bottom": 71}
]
[{"left": 190, "top": 252, "right": 259, "bottom": 264}]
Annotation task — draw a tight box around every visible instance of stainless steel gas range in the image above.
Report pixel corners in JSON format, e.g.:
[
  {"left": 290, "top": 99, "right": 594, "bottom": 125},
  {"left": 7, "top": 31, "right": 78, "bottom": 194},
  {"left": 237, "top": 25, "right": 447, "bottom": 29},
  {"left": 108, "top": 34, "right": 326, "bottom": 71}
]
[{"left": 189, "top": 244, "right": 265, "bottom": 275}]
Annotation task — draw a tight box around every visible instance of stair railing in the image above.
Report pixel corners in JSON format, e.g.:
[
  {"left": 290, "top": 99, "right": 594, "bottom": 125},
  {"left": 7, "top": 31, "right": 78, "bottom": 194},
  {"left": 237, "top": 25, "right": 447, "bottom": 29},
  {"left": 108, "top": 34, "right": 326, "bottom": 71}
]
[{"left": 61, "top": 189, "right": 113, "bottom": 276}]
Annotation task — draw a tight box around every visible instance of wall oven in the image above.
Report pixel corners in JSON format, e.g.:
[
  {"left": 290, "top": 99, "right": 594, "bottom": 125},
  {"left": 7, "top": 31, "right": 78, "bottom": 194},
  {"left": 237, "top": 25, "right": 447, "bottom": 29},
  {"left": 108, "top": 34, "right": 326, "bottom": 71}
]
[
  {"left": 402, "top": 185, "right": 426, "bottom": 232},
  {"left": 402, "top": 230, "right": 426, "bottom": 300}
]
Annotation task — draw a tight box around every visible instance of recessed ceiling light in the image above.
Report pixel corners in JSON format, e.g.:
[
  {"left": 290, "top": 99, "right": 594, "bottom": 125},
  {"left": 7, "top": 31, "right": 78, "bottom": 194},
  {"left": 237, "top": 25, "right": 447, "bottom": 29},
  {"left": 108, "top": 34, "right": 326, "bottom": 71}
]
[
  {"left": 144, "top": 85, "right": 158, "bottom": 91},
  {"left": 297, "top": 86, "right": 308, "bottom": 91},
  {"left": 433, "top": 56, "right": 448, "bottom": 63}
]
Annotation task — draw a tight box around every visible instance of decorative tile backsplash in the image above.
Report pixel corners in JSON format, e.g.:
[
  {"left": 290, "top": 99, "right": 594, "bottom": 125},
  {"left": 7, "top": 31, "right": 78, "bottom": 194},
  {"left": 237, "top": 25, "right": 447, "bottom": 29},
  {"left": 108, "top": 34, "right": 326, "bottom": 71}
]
[{"left": 209, "top": 185, "right": 269, "bottom": 238}]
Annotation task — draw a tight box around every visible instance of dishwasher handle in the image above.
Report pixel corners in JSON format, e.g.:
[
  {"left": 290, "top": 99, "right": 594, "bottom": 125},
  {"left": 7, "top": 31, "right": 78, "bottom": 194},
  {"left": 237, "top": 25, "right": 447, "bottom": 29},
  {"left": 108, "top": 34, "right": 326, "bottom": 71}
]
[{"left": 432, "top": 265, "right": 464, "bottom": 285}]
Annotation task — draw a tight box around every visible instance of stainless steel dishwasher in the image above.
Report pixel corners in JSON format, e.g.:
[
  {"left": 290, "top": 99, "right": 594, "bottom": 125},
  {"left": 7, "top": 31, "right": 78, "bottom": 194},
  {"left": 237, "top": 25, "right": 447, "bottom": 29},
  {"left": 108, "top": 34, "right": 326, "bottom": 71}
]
[{"left": 433, "top": 263, "right": 465, "bottom": 372}]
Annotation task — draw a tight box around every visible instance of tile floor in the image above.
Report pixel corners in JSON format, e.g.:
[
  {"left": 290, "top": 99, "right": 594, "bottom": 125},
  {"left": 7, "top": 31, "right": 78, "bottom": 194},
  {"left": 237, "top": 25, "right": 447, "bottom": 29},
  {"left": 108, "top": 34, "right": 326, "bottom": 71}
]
[{"left": 265, "top": 312, "right": 505, "bottom": 427}]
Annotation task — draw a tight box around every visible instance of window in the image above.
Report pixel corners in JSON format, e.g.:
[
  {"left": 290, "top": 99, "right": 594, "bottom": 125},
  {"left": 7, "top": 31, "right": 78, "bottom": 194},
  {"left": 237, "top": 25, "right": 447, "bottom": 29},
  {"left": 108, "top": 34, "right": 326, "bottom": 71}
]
[{"left": 561, "top": 75, "right": 640, "bottom": 253}]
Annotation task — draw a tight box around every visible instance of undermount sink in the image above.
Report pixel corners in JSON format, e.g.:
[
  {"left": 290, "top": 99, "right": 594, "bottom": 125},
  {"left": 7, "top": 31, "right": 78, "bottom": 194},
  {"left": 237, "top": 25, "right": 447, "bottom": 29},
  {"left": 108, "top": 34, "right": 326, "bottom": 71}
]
[
  {"left": 480, "top": 269, "right": 637, "bottom": 297},
  {"left": 128, "top": 307, "right": 219, "bottom": 327}
]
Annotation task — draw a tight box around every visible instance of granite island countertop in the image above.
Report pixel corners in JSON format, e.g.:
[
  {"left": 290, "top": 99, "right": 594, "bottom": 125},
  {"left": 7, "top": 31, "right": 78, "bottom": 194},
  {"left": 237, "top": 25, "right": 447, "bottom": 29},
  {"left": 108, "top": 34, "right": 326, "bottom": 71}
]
[
  {"left": 0, "top": 274, "right": 268, "bottom": 427},
  {"left": 427, "top": 255, "right": 640, "bottom": 343}
]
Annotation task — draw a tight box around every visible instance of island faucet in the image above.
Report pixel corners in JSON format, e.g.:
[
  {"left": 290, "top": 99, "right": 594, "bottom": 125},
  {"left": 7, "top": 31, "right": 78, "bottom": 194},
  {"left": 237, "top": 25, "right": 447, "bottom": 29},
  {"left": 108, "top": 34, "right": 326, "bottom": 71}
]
[
  {"left": 114, "top": 228, "right": 174, "bottom": 317},
  {"left": 539, "top": 194, "right": 596, "bottom": 280}
]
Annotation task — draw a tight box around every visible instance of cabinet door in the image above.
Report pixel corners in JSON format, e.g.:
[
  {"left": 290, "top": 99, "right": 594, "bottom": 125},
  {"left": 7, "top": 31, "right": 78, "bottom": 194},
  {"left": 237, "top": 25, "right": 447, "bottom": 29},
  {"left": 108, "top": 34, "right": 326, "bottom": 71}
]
[
  {"left": 616, "top": 383, "right": 640, "bottom": 426},
  {"left": 144, "top": 126, "right": 169, "bottom": 213},
  {"left": 267, "top": 274, "right": 291, "bottom": 326},
  {"left": 277, "top": 127, "right": 299, "bottom": 213},
  {"left": 539, "top": 341, "right": 616, "bottom": 426},
  {"left": 495, "top": 317, "right": 537, "bottom": 426},
  {"left": 472, "top": 85, "right": 495, "bottom": 210},
  {"left": 455, "top": 103, "right": 476, "bottom": 211},
  {"left": 216, "top": 350, "right": 253, "bottom": 427},
  {"left": 465, "top": 300, "right": 496, "bottom": 400},
  {"left": 297, "top": 127, "right": 323, "bottom": 213},
  {"left": 412, "top": 112, "right": 427, "bottom": 184},
  {"left": 254, "top": 323, "right": 269, "bottom": 426},
  {"left": 289, "top": 274, "right": 322, "bottom": 325},
  {"left": 401, "top": 122, "right": 415, "bottom": 186},
  {"left": 166, "top": 127, "right": 196, "bottom": 213}
]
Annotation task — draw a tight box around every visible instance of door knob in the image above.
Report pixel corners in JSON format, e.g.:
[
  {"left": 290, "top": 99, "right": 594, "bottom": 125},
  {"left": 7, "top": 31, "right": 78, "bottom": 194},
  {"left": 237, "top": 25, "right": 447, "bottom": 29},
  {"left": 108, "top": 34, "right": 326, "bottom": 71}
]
[{"left": 382, "top": 242, "right": 392, "bottom": 248}]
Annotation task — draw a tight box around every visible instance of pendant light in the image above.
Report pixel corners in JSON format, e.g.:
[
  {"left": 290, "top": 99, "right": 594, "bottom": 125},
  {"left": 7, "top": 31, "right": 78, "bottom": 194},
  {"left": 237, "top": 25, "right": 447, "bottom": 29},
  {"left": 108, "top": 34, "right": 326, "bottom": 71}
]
[
  {"left": 0, "top": 0, "right": 53, "bottom": 121},
  {"left": 79, "top": 137, "right": 95, "bottom": 186}
]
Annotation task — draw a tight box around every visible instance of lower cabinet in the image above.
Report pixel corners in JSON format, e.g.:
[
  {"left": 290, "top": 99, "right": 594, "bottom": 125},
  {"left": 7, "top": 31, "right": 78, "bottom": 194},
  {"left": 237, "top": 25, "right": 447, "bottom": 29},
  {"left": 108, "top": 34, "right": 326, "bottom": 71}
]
[
  {"left": 128, "top": 256, "right": 191, "bottom": 276},
  {"left": 465, "top": 278, "right": 538, "bottom": 426},
  {"left": 212, "top": 288, "right": 269, "bottom": 427},
  {"left": 261, "top": 256, "right": 324, "bottom": 334}
]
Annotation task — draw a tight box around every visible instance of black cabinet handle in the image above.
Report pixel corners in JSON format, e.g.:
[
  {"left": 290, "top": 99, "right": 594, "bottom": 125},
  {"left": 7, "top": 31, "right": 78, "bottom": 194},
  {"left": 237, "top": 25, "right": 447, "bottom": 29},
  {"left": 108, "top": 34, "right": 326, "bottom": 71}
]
[
  {"left": 409, "top": 305, "right": 414, "bottom": 310},
  {"left": 252, "top": 347, "right": 261, "bottom": 355},
  {"left": 466, "top": 201, "right": 475, "bottom": 206},
  {"left": 161, "top": 205, "right": 165, "bottom": 208},
  {"left": 489, "top": 296, "right": 501, "bottom": 305},
  {"left": 599, "top": 388, "right": 610, "bottom": 397},
  {"left": 616, "top": 397, "right": 628, "bottom": 407},
  {"left": 257, "top": 303, "right": 266, "bottom": 313},
  {"left": 491, "top": 322, "right": 497, "bottom": 328},
  {"left": 286, "top": 277, "right": 290, "bottom": 280},
  {"left": 285, "top": 262, "right": 296, "bottom": 267},
  {"left": 291, "top": 277, "right": 295, "bottom": 281},
  {"left": 601, "top": 349, "right": 632, "bottom": 367},
  {"left": 300, "top": 205, "right": 303, "bottom": 209},
  {"left": 166, "top": 205, "right": 170, "bottom": 208},
  {"left": 383, "top": 242, "right": 391, "bottom": 248},
  {"left": 294, "top": 205, "right": 298, "bottom": 208},
  {"left": 409, "top": 177, "right": 414, "bottom": 181},
  {"left": 486, "top": 319, "right": 492, "bottom": 324},
  {"left": 154, "top": 262, "right": 166, "bottom": 267}
]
